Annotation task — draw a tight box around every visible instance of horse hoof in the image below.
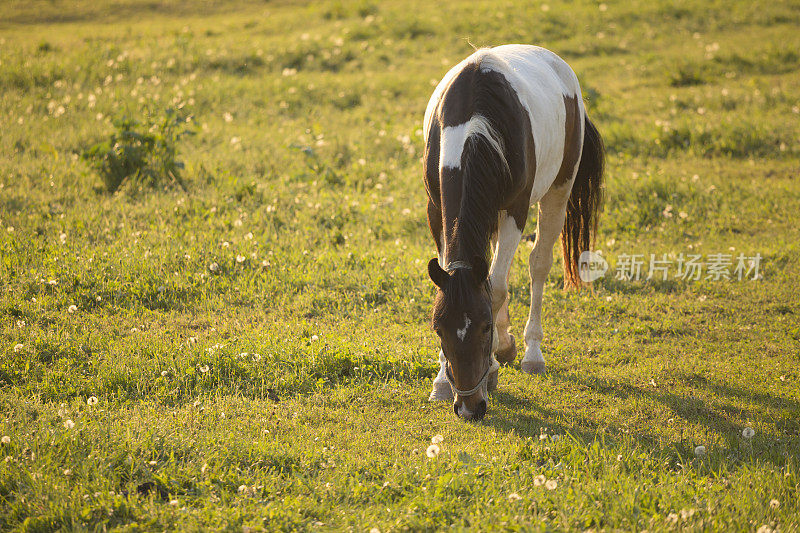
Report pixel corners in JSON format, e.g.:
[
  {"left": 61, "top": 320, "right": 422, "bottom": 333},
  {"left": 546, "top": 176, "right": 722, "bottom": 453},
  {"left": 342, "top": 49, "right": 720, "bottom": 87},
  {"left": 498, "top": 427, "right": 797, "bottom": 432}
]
[
  {"left": 487, "top": 368, "right": 498, "bottom": 393},
  {"left": 495, "top": 334, "right": 517, "bottom": 365},
  {"left": 521, "top": 360, "right": 546, "bottom": 375},
  {"left": 428, "top": 381, "right": 454, "bottom": 401}
]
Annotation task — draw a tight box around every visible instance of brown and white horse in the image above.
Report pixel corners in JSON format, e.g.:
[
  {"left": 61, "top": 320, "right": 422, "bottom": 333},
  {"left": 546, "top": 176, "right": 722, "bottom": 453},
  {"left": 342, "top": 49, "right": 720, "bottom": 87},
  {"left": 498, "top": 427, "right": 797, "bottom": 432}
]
[{"left": 423, "top": 45, "right": 604, "bottom": 421}]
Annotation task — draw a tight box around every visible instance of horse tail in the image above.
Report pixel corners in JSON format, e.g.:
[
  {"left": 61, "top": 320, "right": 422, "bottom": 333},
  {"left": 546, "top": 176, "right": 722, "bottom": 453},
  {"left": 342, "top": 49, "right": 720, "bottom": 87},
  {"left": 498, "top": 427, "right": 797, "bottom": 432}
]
[{"left": 561, "top": 115, "right": 605, "bottom": 288}]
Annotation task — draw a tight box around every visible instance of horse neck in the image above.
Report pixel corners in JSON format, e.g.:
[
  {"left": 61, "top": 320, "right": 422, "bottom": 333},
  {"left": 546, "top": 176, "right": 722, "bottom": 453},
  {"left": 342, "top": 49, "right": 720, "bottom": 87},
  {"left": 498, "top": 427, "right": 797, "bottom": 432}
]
[{"left": 440, "top": 170, "right": 493, "bottom": 268}]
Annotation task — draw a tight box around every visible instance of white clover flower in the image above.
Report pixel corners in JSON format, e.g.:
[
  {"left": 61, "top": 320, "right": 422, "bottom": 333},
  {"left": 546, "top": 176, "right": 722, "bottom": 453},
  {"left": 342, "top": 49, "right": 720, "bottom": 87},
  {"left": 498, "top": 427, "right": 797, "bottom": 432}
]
[
  {"left": 545, "top": 480, "right": 557, "bottom": 490},
  {"left": 742, "top": 427, "right": 755, "bottom": 439},
  {"left": 252, "top": 353, "right": 261, "bottom": 362},
  {"left": 13, "top": 344, "right": 23, "bottom": 353},
  {"left": 533, "top": 475, "right": 546, "bottom": 486},
  {"left": 311, "top": 335, "right": 319, "bottom": 342},
  {"left": 431, "top": 434, "right": 443, "bottom": 444},
  {"left": 208, "top": 262, "right": 219, "bottom": 272},
  {"left": 223, "top": 112, "right": 233, "bottom": 122},
  {"left": 63, "top": 468, "right": 72, "bottom": 476},
  {"left": 694, "top": 445, "right": 706, "bottom": 457},
  {"left": 236, "top": 255, "right": 245, "bottom": 263},
  {"left": 199, "top": 365, "right": 209, "bottom": 374},
  {"left": 1, "top": 436, "right": 10, "bottom": 444},
  {"left": 508, "top": 492, "right": 521, "bottom": 501},
  {"left": 68, "top": 305, "right": 78, "bottom": 314},
  {"left": 426, "top": 444, "right": 440, "bottom": 458},
  {"left": 161, "top": 370, "right": 169, "bottom": 377},
  {"left": 770, "top": 499, "right": 780, "bottom": 510},
  {"left": 64, "top": 419, "right": 75, "bottom": 429},
  {"left": 87, "top": 396, "right": 98, "bottom": 406},
  {"left": 187, "top": 337, "right": 198, "bottom": 344}
]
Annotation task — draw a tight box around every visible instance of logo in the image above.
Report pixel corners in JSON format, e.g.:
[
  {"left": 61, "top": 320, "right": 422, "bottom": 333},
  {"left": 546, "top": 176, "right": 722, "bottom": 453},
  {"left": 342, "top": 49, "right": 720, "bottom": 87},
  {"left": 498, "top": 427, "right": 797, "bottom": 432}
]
[{"left": 579, "top": 250, "right": 609, "bottom": 283}]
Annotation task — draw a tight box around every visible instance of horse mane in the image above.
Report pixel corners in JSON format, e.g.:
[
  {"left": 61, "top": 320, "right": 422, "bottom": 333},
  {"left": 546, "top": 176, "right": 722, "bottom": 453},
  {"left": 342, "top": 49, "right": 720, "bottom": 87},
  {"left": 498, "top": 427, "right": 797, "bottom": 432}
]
[{"left": 445, "top": 64, "right": 518, "bottom": 270}]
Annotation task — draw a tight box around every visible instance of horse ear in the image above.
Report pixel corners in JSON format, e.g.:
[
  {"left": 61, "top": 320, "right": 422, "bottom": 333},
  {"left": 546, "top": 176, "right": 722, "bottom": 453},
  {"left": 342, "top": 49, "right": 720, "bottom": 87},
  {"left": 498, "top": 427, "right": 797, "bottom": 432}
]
[
  {"left": 428, "top": 258, "right": 449, "bottom": 289},
  {"left": 471, "top": 255, "right": 489, "bottom": 284}
]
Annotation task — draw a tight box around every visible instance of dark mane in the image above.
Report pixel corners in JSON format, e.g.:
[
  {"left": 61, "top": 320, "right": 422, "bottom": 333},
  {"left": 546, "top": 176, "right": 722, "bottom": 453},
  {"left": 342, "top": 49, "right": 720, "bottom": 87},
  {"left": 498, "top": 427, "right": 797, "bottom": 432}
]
[{"left": 441, "top": 63, "right": 528, "bottom": 270}]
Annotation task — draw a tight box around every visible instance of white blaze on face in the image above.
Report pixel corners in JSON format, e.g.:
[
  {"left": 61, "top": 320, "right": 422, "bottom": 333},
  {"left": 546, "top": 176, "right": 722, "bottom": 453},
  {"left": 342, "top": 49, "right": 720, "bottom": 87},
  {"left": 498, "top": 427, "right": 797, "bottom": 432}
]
[{"left": 456, "top": 313, "right": 471, "bottom": 342}]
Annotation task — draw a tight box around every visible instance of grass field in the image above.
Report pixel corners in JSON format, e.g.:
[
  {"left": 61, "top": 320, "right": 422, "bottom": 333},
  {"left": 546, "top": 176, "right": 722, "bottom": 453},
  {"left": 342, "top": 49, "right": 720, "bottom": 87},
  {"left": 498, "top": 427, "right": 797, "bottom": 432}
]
[{"left": 1, "top": 0, "right": 799, "bottom": 530}]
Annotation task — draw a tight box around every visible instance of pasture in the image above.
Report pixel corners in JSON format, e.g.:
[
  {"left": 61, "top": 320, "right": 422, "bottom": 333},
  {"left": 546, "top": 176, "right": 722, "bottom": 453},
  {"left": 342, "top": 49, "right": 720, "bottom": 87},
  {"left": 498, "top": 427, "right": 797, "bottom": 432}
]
[{"left": 1, "top": 0, "right": 799, "bottom": 530}]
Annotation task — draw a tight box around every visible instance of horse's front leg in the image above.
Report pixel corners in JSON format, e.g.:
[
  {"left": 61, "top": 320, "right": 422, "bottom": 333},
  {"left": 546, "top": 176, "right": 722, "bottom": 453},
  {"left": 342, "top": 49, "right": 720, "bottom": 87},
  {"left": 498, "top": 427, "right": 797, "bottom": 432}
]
[
  {"left": 522, "top": 186, "right": 570, "bottom": 374},
  {"left": 489, "top": 213, "right": 524, "bottom": 367},
  {"left": 427, "top": 199, "right": 455, "bottom": 402}
]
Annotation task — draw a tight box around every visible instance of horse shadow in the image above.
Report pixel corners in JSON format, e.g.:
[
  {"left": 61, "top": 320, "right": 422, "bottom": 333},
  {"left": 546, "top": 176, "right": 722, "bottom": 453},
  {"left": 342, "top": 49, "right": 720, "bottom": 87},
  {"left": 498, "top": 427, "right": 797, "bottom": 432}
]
[{"left": 484, "top": 368, "right": 799, "bottom": 468}]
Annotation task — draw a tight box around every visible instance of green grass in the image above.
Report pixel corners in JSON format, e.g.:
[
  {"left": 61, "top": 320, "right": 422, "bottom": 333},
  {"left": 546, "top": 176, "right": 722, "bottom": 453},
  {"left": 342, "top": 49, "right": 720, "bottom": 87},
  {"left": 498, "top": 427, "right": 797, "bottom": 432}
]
[{"left": 1, "top": 0, "right": 799, "bottom": 530}]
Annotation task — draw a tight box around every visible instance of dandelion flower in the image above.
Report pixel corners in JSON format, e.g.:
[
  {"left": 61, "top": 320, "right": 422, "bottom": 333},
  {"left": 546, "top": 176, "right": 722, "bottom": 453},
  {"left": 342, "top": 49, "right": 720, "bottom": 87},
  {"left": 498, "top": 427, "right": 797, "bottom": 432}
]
[
  {"left": 533, "top": 475, "right": 546, "bottom": 486},
  {"left": 1, "top": 436, "right": 10, "bottom": 444},
  {"left": 742, "top": 427, "right": 755, "bottom": 439},
  {"left": 13, "top": 343, "right": 23, "bottom": 353},
  {"left": 199, "top": 365, "right": 209, "bottom": 374},
  {"left": 87, "top": 396, "right": 98, "bottom": 406},
  {"left": 431, "top": 434, "right": 443, "bottom": 444},
  {"left": 545, "top": 480, "right": 557, "bottom": 490},
  {"left": 68, "top": 305, "right": 78, "bottom": 314},
  {"left": 426, "top": 444, "right": 440, "bottom": 458},
  {"left": 770, "top": 499, "right": 780, "bottom": 510},
  {"left": 64, "top": 419, "right": 75, "bottom": 429},
  {"left": 508, "top": 492, "right": 521, "bottom": 501},
  {"left": 694, "top": 445, "right": 706, "bottom": 457},
  {"left": 209, "top": 262, "right": 219, "bottom": 272}
]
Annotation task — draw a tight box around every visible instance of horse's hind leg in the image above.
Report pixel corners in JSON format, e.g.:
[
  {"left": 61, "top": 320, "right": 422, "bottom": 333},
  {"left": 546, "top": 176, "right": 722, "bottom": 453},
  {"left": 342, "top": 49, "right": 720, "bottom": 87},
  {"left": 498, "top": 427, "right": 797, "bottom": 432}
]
[
  {"left": 522, "top": 184, "right": 571, "bottom": 374},
  {"left": 489, "top": 213, "right": 524, "bottom": 366}
]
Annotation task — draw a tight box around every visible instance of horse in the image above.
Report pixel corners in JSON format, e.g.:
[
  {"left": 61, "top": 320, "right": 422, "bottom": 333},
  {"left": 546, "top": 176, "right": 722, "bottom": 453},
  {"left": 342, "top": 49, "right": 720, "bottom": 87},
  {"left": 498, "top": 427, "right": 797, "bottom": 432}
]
[{"left": 423, "top": 45, "right": 605, "bottom": 421}]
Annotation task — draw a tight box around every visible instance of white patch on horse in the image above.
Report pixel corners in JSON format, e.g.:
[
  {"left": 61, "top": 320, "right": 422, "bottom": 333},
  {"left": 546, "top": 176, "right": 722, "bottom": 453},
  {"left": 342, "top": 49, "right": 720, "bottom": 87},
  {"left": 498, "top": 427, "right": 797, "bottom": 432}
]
[
  {"left": 477, "top": 45, "right": 584, "bottom": 203},
  {"left": 440, "top": 115, "right": 508, "bottom": 171},
  {"left": 456, "top": 313, "right": 471, "bottom": 342}
]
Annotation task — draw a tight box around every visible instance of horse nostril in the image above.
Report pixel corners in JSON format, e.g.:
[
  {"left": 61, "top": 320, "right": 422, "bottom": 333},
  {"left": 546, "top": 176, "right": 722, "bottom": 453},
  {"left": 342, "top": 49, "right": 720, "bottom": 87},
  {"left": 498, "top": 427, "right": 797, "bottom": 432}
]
[
  {"left": 453, "top": 402, "right": 461, "bottom": 417},
  {"left": 474, "top": 400, "right": 487, "bottom": 421}
]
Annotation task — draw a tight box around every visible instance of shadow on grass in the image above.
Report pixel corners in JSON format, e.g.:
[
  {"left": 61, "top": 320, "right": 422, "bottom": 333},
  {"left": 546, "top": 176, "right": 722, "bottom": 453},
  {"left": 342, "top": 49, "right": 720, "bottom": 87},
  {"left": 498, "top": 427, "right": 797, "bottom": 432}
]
[{"left": 484, "top": 369, "right": 799, "bottom": 468}]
